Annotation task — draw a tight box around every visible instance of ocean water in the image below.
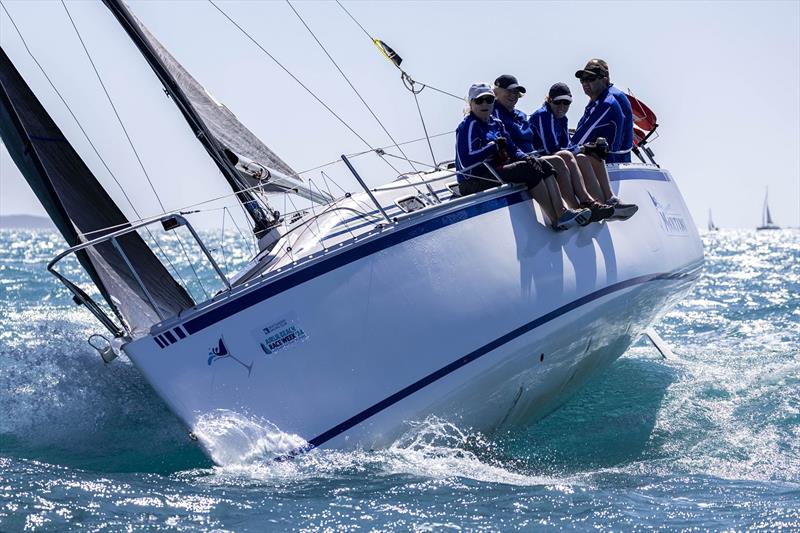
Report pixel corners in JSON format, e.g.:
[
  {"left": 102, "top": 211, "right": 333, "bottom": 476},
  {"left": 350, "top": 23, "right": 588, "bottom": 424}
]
[{"left": 0, "top": 228, "right": 798, "bottom": 531}]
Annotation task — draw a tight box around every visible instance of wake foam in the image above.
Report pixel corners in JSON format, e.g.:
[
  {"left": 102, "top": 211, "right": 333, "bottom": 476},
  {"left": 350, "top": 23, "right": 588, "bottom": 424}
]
[
  {"left": 185, "top": 416, "right": 565, "bottom": 489},
  {"left": 192, "top": 410, "right": 308, "bottom": 466}
]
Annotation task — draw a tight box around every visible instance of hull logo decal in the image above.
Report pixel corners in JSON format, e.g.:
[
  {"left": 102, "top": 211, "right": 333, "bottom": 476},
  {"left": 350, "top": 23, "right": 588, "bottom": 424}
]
[
  {"left": 208, "top": 336, "right": 253, "bottom": 376},
  {"left": 257, "top": 318, "right": 307, "bottom": 356},
  {"left": 648, "top": 191, "right": 688, "bottom": 235}
]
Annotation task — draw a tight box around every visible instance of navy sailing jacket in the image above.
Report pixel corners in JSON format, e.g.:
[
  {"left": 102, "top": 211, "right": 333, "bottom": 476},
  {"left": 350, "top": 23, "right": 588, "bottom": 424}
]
[
  {"left": 607, "top": 84, "right": 633, "bottom": 163},
  {"left": 570, "top": 87, "right": 624, "bottom": 154},
  {"left": 455, "top": 112, "right": 525, "bottom": 182},
  {"left": 529, "top": 103, "right": 570, "bottom": 155},
  {"left": 492, "top": 103, "right": 535, "bottom": 154}
]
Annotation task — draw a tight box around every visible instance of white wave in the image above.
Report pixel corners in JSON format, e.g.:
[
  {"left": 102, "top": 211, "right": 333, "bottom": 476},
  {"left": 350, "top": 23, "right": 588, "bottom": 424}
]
[
  {"left": 188, "top": 415, "right": 571, "bottom": 489},
  {"left": 192, "top": 409, "right": 308, "bottom": 466}
]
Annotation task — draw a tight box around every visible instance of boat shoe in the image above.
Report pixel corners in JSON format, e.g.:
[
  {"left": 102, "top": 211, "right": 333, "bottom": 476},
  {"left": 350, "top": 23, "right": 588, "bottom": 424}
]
[
  {"left": 554, "top": 207, "right": 592, "bottom": 231},
  {"left": 607, "top": 196, "right": 639, "bottom": 220},
  {"left": 581, "top": 201, "right": 615, "bottom": 222}
]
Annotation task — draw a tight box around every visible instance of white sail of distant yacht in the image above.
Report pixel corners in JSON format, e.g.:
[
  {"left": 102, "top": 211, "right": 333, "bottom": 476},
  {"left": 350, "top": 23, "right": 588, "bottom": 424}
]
[
  {"left": 0, "top": 0, "right": 704, "bottom": 463},
  {"left": 757, "top": 188, "right": 779, "bottom": 230},
  {"left": 707, "top": 209, "right": 718, "bottom": 232}
]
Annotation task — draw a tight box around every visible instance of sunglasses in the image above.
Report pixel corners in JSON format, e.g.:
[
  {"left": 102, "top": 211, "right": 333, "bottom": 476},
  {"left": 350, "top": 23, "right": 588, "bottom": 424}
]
[
  {"left": 552, "top": 100, "right": 571, "bottom": 106},
  {"left": 580, "top": 76, "right": 600, "bottom": 83},
  {"left": 473, "top": 95, "right": 495, "bottom": 105}
]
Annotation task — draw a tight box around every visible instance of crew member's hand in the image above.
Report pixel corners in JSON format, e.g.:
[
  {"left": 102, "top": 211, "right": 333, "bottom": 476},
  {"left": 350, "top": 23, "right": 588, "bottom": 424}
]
[
  {"left": 494, "top": 136, "right": 509, "bottom": 165},
  {"left": 581, "top": 137, "right": 609, "bottom": 161}
]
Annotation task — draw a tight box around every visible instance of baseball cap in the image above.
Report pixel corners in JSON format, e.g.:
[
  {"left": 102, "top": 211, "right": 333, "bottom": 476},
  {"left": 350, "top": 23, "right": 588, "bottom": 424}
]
[
  {"left": 467, "top": 82, "right": 494, "bottom": 101},
  {"left": 575, "top": 58, "right": 609, "bottom": 79},
  {"left": 494, "top": 74, "right": 526, "bottom": 93},
  {"left": 548, "top": 82, "right": 572, "bottom": 102}
]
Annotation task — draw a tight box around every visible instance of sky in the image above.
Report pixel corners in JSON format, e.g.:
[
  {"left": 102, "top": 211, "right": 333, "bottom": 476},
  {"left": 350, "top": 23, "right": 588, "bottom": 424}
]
[{"left": 0, "top": 0, "right": 798, "bottom": 230}]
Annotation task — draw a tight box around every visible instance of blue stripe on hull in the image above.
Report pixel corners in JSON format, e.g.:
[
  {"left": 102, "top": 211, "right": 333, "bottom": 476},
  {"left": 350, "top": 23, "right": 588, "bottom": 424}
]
[
  {"left": 274, "top": 262, "right": 702, "bottom": 458},
  {"left": 183, "top": 191, "right": 529, "bottom": 334}
]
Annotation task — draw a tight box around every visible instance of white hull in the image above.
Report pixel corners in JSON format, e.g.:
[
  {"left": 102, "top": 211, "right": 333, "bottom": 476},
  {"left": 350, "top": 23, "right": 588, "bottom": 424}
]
[{"left": 124, "top": 164, "right": 703, "bottom": 462}]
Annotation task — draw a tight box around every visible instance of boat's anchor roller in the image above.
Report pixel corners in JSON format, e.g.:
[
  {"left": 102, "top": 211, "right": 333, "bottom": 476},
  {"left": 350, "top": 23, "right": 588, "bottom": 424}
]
[{"left": 87, "top": 333, "right": 128, "bottom": 364}]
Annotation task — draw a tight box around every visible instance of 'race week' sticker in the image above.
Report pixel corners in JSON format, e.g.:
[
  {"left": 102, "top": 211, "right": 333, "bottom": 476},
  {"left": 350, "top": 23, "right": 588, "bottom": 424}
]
[{"left": 255, "top": 318, "right": 307, "bottom": 356}]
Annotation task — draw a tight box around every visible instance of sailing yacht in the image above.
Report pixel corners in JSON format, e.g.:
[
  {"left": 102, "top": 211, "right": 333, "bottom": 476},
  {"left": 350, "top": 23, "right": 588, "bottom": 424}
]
[
  {"left": 0, "top": 1, "right": 704, "bottom": 462},
  {"left": 756, "top": 188, "right": 780, "bottom": 230},
  {"left": 707, "top": 209, "right": 718, "bottom": 232}
]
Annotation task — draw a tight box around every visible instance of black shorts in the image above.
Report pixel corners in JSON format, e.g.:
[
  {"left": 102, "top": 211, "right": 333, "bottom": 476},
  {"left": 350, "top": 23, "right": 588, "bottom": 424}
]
[{"left": 458, "top": 160, "right": 544, "bottom": 196}]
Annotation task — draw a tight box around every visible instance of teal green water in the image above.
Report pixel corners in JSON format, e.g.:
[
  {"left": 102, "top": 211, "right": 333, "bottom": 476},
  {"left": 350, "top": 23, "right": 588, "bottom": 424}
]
[{"left": 1, "top": 229, "right": 798, "bottom": 531}]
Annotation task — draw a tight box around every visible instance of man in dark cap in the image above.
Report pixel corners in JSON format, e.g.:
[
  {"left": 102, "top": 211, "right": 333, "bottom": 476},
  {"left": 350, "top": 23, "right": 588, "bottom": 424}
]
[
  {"left": 571, "top": 59, "right": 638, "bottom": 219},
  {"left": 577, "top": 59, "right": 634, "bottom": 163}
]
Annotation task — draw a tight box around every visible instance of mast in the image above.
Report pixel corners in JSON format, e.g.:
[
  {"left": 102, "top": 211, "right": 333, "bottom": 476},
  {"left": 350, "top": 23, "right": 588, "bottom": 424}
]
[{"left": 101, "top": 0, "right": 276, "bottom": 236}]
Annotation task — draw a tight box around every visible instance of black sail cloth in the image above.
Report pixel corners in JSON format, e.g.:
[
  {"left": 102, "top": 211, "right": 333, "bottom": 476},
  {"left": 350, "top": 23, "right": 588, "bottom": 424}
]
[{"left": 0, "top": 46, "right": 194, "bottom": 335}]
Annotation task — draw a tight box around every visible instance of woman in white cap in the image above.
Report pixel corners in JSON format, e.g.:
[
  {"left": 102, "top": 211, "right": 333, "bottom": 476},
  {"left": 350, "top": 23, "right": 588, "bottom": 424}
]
[
  {"left": 454, "top": 82, "right": 590, "bottom": 231},
  {"left": 530, "top": 82, "right": 614, "bottom": 222}
]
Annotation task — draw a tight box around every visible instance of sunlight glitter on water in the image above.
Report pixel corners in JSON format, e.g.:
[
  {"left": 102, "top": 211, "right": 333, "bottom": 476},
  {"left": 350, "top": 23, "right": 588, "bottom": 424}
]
[{"left": 0, "top": 229, "right": 798, "bottom": 530}]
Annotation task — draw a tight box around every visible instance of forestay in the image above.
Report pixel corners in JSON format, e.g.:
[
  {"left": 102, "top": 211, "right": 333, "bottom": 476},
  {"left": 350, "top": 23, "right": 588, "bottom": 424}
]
[{"left": 0, "top": 47, "right": 194, "bottom": 334}]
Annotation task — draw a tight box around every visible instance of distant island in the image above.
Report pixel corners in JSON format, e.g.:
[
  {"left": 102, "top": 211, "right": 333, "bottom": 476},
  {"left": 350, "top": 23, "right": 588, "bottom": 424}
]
[{"left": 0, "top": 214, "right": 54, "bottom": 229}]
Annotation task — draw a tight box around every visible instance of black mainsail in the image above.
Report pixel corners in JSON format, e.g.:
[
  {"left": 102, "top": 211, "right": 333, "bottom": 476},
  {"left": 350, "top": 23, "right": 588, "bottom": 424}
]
[{"left": 0, "top": 46, "right": 194, "bottom": 333}]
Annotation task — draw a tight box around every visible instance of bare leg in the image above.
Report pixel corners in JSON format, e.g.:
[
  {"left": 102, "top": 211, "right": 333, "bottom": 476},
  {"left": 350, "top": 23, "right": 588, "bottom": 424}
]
[
  {"left": 557, "top": 151, "right": 595, "bottom": 205},
  {"left": 542, "top": 155, "right": 579, "bottom": 209},
  {"left": 529, "top": 177, "right": 568, "bottom": 224},
  {"left": 588, "top": 155, "right": 614, "bottom": 201},
  {"left": 575, "top": 153, "right": 604, "bottom": 200}
]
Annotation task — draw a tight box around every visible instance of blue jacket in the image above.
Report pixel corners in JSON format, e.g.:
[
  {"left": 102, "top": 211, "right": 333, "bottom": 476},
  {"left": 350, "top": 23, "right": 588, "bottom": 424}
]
[
  {"left": 492, "top": 103, "right": 534, "bottom": 154},
  {"left": 455, "top": 112, "right": 525, "bottom": 182},
  {"left": 570, "top": 87, "right": 624, "bottom": 155},
  {"left": 607, "top": 84, "right": 633, "bottom": 163},
  {"left": 529, "top": 103, "right": 570, "bottom": 155}
]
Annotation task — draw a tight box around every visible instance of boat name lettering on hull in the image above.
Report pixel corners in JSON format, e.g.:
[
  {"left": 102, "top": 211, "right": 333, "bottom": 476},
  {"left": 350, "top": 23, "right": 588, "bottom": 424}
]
[{"left": 648, "top": 191, "right": 688, "bottom": 235}]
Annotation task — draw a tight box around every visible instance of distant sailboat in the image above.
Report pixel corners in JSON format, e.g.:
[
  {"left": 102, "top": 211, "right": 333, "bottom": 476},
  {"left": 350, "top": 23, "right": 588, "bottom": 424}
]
[
  {"left": 707, "top": 209, "right": 718, "bottom": 232},
  {"left": 756, "top": 188, "right": 780, "bottom": 230}
]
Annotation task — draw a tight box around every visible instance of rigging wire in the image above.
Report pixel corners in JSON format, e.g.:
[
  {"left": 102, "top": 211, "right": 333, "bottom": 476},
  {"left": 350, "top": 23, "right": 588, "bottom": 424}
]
[
  {"left": 218, "top": 207, "right": 228, "bottom": 274},
  {"left": 60, "top": 0, "right": 207, "bottom": 295},
  {"left": 0, "top": 1, "right": 139, "bottom": 221},
  {"left": 207, "top": 0, "right": 406, "bottom": 179},
  {"left": 60, "top": 1, "right": 164, "bottom": 212},
  {"left": 286, "top": 0, "right": 440, "bottom": 202},
  {"left": 2, "top": 0, "right": 387, "bottom": 259},
  {"left": 286, "top": 1, "right": 417, "bottom": 173},
  {"left": 412, "top": 89, "right": 438, "bottom": 168},
  {"left": 75, "top": 128, "right": 454, "bottom": 239},
  {"left": 0, "top": 0, "right": 199, "bottom": 299},
  {"left": 332, "top": 0, "right": 448, "bottom": 174},
  {"left": 334, "top": 0, "right": 463, "bottom": 101},
  {"left": 346, "top": 130, "right": 452, "bottom": 158}
]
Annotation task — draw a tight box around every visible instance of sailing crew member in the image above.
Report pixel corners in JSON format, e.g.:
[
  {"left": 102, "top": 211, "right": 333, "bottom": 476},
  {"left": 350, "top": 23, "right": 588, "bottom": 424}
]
[
  {"left": 571, "top": 60, "right": 638, "bottom": 219},
  {"left": 578, "top": 59, "right": 633, "bottom": 163},
  {"left": 455, "top": 82, "right": 591, "bottom": 231},
  {"left": 492, "top": 75, "right": 599, "bottom": 217},
  {"left": 529, "top": 82, "right": 614, "bottom": 221}
]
